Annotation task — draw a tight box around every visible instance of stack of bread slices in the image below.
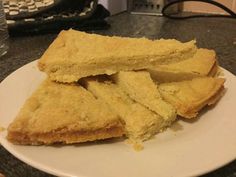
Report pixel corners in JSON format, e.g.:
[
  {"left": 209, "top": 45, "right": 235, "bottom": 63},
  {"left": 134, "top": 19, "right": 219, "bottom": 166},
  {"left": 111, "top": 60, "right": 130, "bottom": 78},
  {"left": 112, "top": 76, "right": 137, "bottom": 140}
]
[{"left": 7, "top": 29, "right": 225, "bottom": 148}]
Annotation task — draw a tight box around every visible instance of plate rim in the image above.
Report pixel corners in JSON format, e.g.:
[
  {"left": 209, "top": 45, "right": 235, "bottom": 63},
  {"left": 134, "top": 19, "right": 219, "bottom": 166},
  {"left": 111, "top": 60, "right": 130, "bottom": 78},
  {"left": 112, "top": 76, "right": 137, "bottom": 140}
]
[{"left": 0, "top": 60, "right": 236, "bottom": 177}]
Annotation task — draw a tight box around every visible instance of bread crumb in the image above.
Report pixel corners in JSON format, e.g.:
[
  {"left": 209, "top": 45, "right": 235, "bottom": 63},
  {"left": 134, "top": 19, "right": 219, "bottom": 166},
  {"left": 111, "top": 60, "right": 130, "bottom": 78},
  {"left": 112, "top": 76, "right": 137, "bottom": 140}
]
[
  {"left": 0, "top": 126, "right": 5, "bottom": 132},
  {"left": 133, "top": 143, "right": 144, "bottom": 151},
  {"left": 125, "top": 139, "right": 144, "bottom": 151}
]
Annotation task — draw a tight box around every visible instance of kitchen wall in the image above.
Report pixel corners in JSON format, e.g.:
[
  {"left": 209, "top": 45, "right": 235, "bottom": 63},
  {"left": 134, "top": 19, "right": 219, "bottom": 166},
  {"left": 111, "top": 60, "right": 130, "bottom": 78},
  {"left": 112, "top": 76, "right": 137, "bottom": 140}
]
[
  {"left": 98, "top": 0, "right": 236, "bottom": 15},
  {"left": 183, "top": 0, "right": 236, "bottom": 14}
]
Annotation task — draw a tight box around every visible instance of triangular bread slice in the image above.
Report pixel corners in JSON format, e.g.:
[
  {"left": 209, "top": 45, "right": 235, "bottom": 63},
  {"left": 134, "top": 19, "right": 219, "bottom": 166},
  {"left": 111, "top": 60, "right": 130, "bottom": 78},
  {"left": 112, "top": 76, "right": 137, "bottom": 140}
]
[
  {"left": 158, "top": 77, "right": 225, "bottom": 118},
  {"left": 7, "top": 79, "right": 124, "bottom": 145},
  {"left": 149, "top": 49, "right": 217, "bottom": 83},
  {"left": 38, "top": 29, "right": 197, "bottom": 83},
  {"left": 112, "top": 71, "right": 176, "bottom": 124},
  {"left": 83, "top": 77, "right": 167, "bottom": 143}
]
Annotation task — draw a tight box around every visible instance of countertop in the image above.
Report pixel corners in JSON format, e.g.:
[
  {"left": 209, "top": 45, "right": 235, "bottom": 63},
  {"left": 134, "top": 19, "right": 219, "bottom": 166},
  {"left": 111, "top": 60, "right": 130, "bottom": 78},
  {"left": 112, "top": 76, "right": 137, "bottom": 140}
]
[{"left": 0, "top": 12, "right": 236, "bottom": 177}]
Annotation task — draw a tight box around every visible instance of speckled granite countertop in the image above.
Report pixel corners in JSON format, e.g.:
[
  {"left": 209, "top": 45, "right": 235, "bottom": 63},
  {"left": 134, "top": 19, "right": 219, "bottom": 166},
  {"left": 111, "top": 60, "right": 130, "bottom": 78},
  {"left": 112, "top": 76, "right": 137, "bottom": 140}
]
[{"left": 0, "top": 12, "right": 236, "bottom": 177}]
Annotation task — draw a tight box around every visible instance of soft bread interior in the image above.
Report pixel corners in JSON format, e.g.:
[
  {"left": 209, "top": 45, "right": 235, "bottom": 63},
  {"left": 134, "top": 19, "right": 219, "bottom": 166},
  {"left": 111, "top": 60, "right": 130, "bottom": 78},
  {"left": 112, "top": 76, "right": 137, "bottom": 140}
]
[
  {"left": 83, "top": 77, "right": 167, "bottom": 143},
  {"left": 112, "top": 71, "right": 176, "bottom": 123}
]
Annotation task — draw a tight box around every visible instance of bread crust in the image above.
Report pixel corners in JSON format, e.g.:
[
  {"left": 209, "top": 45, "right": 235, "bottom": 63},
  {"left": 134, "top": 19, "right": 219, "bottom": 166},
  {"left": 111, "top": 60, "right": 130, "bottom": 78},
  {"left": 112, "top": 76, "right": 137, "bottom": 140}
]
[
  {"left": 159, "top": 77, "right": 225, "bottom": 118},
  {"left": 7, "top": 79, "right": 124, "bottom": 145},
  {"left": 149, "top": 48, "right": 217, "bottom": 83},
  {"left": 7, "top": 125, "right": 124, "bottom": 145},
  {"left": 38, "top": 29, "right": 197, "bottom": 83}
]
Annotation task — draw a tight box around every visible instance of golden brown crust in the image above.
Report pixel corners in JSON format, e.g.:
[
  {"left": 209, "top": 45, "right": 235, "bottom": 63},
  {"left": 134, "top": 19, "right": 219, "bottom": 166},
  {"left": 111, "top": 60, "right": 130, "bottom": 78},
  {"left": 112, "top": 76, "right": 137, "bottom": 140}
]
[
  {"left": 38, "top": 29, "right": 197, "bottom": 83},
  {"left": 149, "top": 48, "right": 216, "bottom": 83},
  {"left": 179, "top": 86, "right": 225, "bottom": 118},
  {"left": 207, "top": 86, "right": 225, "bottom": 105},
  {"left": 7, "top": 125, "right": 124, "bottom": 145},
  {"left": 7, "top": 79, "right": 124, "bottom": 145},
  {"left": 208, "top": 63, "right": 218, "bottom": 77},
  {"left": 159, "top": 77, "right": 225, "bottom": 119}
]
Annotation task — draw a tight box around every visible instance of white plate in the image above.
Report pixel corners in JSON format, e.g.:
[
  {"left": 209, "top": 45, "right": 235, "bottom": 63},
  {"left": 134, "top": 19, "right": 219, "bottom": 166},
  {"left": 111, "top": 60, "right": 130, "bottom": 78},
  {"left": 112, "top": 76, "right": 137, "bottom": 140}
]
[{"left": 0, "top": 61, "right": 236, "bottom": 177}]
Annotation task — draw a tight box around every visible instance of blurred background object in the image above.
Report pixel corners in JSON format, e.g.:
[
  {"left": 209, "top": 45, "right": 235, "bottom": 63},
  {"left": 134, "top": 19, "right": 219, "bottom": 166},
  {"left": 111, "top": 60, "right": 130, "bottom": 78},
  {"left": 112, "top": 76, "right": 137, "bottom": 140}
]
[
  {"left": 127, "top": 0, "right": 179, "bottom": 15},
  {"left": 99, "top": 0, "right": 127, "bottom": 15},
  {"left": 3, "top": 0, "right": 111, "bottom": 35},
  {"left": 162, "top": 0, "right": 236, "bottom": 19},
  {"left": 0, "top": 0, "right": 8, "bottom": 56},
  {"left": 183, "top": 0, "right": 236, "bottom": 14},
  {"left": 0, "top": 172, "right": 5, "bottom": 177},
  {"left": 2, "top": 0, "right": 236, "bottom": 36},
  {"left": 116, "top": 0, "right": 236, "bottom": 15}
]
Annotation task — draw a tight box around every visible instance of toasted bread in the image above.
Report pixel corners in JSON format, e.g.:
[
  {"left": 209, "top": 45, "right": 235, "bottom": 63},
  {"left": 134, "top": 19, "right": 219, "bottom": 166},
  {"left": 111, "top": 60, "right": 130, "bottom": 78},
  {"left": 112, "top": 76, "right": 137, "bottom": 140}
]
[
  {"left": 112, "top": 71, "right": 176, "bottom": 123},
  {"left": 149, "top": 49, "right": 217, "bottom": 83},
  {"left": 38, "top": 29, "right": 197, "bottom": 83},
  {"left": 158, "top": 77, "right": 225, "bottom": 118},
  {"left": 7, "top": 79, "right": 124, "bottom": 145}
]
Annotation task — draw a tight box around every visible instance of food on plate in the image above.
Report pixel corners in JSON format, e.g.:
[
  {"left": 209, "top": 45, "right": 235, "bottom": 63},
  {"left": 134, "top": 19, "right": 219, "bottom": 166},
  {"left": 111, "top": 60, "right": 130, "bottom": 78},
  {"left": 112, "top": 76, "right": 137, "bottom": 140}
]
[
  {"left": 6, "top": 29, "right": 226, "bottom": 149},
  {"left": 158, "top": 77, "right": 225, "bottom": 118},
  {"left": 7, "top": 79, "right": 124, "bottom": 145},
  {"left": 83, "top": 77, "right": 169, "bottom": 143},
  {"left": 38, "top": 29, "right": 197, "bottom": 83},
  {"left": 148, "top": 48, "right": 218, "bottom": 83},
  {"left": 112, "top": 70, "right": 176, "bottom": 123}
]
